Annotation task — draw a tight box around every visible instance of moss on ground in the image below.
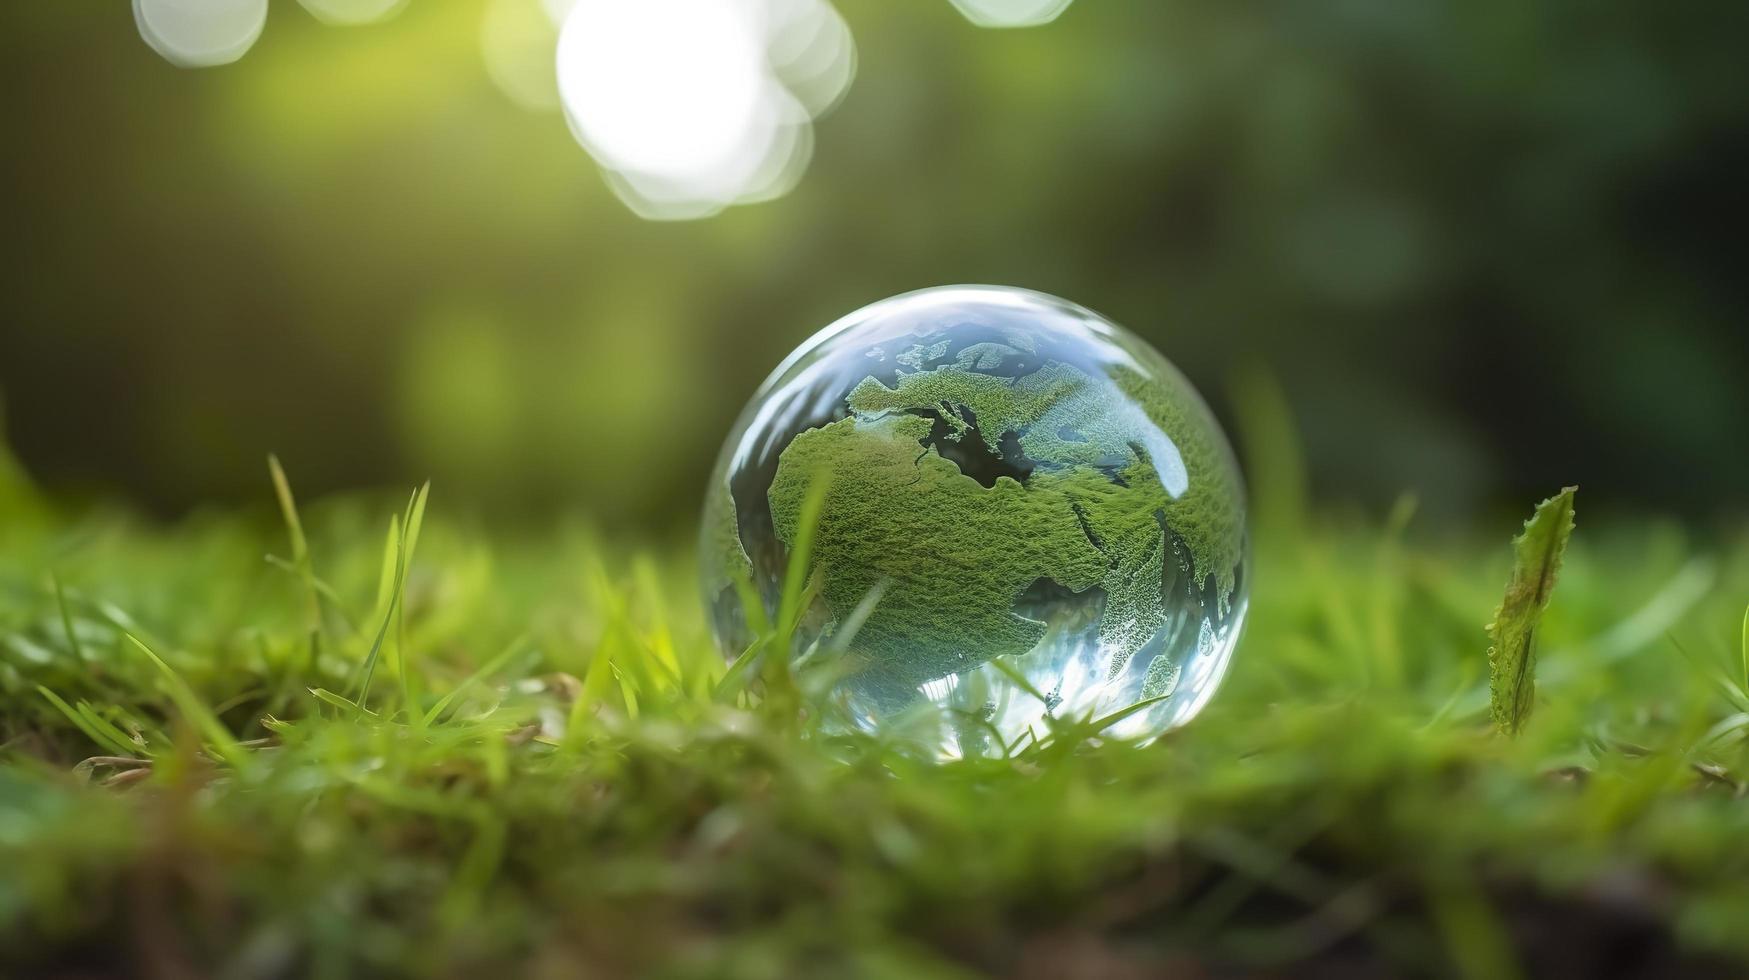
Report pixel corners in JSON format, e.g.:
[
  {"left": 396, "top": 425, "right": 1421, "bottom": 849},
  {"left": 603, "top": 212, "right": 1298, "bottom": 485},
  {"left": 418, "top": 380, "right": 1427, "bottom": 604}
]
[{"left": 3, "top": 450, "right": 1748, "bottom": 977}]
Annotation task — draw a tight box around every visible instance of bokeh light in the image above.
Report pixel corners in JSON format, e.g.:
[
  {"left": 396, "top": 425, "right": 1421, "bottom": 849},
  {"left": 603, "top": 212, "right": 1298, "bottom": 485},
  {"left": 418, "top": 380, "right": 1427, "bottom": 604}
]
[
  {"left": 949, "top": 0, "right": 1075, "bottom": 29},
  {"left": 56, "top": 0, "right": 1745, "bottom": 518},
  {"left": 134, "top": 0, "right": 267, "bottom": 68},
  {"left": 765, "top": 0, "right": 856, "bottom": 117},
  {"left": 129, "top": 0, "right": 853, "bottom": 220},
  {"left": 539, "top": 0, "right": 576, "bottom": 25},
  {"left": 481, "top": 0, "right": 562, "bottom": 111},
  {"left": 555, "top": 0, "right": 854, "bottom": 220},
  {"left": 297, "top": 0, "right": 408, "bottom": 27}
]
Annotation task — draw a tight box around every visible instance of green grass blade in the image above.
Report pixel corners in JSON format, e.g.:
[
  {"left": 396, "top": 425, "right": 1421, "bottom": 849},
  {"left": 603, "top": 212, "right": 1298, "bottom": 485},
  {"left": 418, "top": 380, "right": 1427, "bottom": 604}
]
[
  {"left": 352, "top": 582, "right": 400, "bottom": 708},
  {"left": 373, "top": 514, "right": 401, "bottom": 624},
  {"left": 420, "top": 634, "right": 527, "bottom": 727},
  {"left": 775, "top": 469, "right": 831, "bottom": 639},
  {"left": 987, "top": 655, "right": 1051, "bottom": 706},
  {"left": 51, "top": 574, "right": 85, "bottom": 664},
  {"left": 732, "top": 572, "right": 769, "bottom": 638},
  {"left": 267, "top": 454, "right": 308, "bottom": 564},
  {"left": 353, "top": 485, "right": 425, "bottom": 709},
  {"left": 309, "top": 687, "right": 378, "bottom": 717},
  {"left": 1486, "top": 487, "right": 1578, "bottom": 737},
  {"left": 76, "top": 702, "right": 145, "bottom": 759},
  {"left": 37, "top": 686, "right": 138, "bottom": 758},
  {"left": 125, "top": 634, "right": 248, "bottom": 770},
  {"left": 264, "top": 556, "right": 359, "bottom": 634},
  {"left": 579, "top": 642, "right": 616, "bottom": 709},
  {"left": 397, "top": 482, "right": 431, "bottom": 715},
  {"left": 713, "top": 637, "right": 765, "bottom": 701},
  {"left": 403, "top": 481, "right": 429, "bottom": 561},
  {"left": 827, "top": 577, "right": 888, "bottom": 654},
  {"left": 268, "top": 454, "right": 323, "bottom": 668},
  {"left": 1699, "top": 711, "right": 1749, "bottom": 749},
  {"left": 1086, "top": 694, "right": 1169, "bottom": 734},
  {"left": 615, "top": 661, "right": 641, "bottom": 718}
]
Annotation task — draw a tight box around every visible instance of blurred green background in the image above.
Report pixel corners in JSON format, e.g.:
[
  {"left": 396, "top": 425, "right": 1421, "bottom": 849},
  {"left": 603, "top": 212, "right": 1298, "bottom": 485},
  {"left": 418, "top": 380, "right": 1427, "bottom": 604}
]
[{"left": 1, "top": 0, "right": 1744, "bottom": 530}]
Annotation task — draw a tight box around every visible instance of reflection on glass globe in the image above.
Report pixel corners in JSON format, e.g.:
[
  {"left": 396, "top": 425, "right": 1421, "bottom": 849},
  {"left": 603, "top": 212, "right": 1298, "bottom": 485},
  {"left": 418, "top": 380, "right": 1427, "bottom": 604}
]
[{"left": 700, "top": 286, "right": 1248, "bottom": 756}]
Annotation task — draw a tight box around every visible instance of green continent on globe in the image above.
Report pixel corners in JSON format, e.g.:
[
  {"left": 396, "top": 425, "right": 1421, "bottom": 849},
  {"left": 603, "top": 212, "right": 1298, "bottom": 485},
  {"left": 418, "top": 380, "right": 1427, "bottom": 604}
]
[
  {"left": 764, "top": 355, "right": 1243, "bottom": 705},
  {"left": 769, "top": 411, "right": 1105, "bottom": 706},
  {"left": 1111, "top": 362, "right": 1246, "bottom": 603}
]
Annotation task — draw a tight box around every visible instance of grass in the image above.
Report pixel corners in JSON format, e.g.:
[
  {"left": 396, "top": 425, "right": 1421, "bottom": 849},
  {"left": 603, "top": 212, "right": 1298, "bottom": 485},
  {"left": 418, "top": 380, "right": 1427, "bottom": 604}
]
[{"left": 1, "top": 439, "right": 1747, "bottom": 978}]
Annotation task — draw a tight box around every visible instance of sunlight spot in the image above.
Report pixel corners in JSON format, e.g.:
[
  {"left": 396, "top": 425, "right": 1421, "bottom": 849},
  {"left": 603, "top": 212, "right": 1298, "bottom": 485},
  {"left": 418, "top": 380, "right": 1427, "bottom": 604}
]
[
  {"left": 134, "top": 0, "right": 267, "bottom": 68},
  {"left": 765, "top": 0, "right": 856, "bottom": 117},
  {"left": 482, "top": 0, "right": 562, "bottom": 111},
  {"left": 555, "top": 0, "right": 854, "bottom": 219},
  {"left": 541, "top": 0, "right": 577, "bottom": 25},
  {"left": 297, "top": 0, "right": 409, "bottom": 27},
  {"left": 949, "top": 0, "right": 1075, "bottom": 29}
]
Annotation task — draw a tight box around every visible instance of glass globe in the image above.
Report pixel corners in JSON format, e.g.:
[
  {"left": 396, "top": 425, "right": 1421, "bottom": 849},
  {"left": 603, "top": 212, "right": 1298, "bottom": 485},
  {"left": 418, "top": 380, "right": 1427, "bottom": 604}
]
[{"left": 700, "top": 286, "right": 1248, "bottom": 755}]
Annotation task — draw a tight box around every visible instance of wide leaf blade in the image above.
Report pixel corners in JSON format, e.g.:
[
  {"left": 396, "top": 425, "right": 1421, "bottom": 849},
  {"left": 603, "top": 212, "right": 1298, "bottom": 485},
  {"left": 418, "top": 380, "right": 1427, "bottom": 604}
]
[{"left": 1487, "top": 486, "right": 1578, "bottom": 736}]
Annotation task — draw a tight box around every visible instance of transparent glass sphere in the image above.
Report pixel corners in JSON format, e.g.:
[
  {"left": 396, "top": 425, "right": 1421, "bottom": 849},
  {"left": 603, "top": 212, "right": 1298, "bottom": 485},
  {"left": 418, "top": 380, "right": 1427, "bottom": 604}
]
[{"left": 700, "top": 286, "right": 1248, "bottom": 755}]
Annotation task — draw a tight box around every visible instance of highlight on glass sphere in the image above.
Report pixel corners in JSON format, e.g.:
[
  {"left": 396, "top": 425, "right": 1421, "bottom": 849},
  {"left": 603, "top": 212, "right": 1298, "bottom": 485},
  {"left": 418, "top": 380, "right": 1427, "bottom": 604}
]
[{"left": 700, "top": 286, "right": 1248, "bottom": 755}]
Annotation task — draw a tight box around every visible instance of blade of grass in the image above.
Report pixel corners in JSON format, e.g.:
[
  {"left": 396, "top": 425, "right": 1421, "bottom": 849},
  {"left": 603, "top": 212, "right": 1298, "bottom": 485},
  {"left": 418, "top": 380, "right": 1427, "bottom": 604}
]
[
  {"left": 373, "top": 514, "right": 400, "bottom": 624},
  {"left": 309, "top": 687, "right": 379, "bottom": 718},
  {"left": 50, "top": 574, "right": 84, "bottom": 664},
  {"left": 754, "top": 473, "right": 828, "bottom": 720},
  {"left": 775, "top": 469, "right": 831, "bottom": 639},
  {"left": 950, "top": 710, "right": 1012, "bottom": 759},
  {"left": 713, "top": 637, "right": 765, "bottom": 702},
  {"left": 38, "top": 686, "right": 139, "bottom": 758},
  {"left": 397, "top": 482, "right": 430, "bottom": 715},
  {"left": 420, "top": 634, "right": 528, "bottom": 727},
  {"left": 264, "top": 555, "right": 360, "bottom": 634},
  {"left": 614, "top": 661, "right": 641, "bottom": 719},
  {"left": 1085, "top": 694, "right": 1169, "bottom": 734},
  {"left": 1447, "top": 555, "right": 1714, "bottom": 721},
  {"left": 632, "top": 558, "right": 683, "bottom": 682},
  {"left": 1487, "top": 487, "right": 1578, "bottom": 737},
  {"left": 268, "top": 454, "right": 322, "bottom": 666},
  {"left": 125, "top": 633, "right": 248, "bottom": 770},
  {"left": 578, "top": 642, "right": 616, "bottom": 713},
  {"left": 827, "top": 577, "right": 889, "bottom": 654},
  {"left": 1699, "top": 712, "right": 1749, "bottom": 750},
  {"left": 352, "top": 570, "right": 402, "bottom": 708},
  {"left": 732, "top": 572, "right": 769, "bottom": 638},
  {"left": 987, "top": 655, "right": 1051, "bottom": 706},
  {"left": 267, "top": 454, "right": 308, "bottom": 565},
  {"left": 353, "top": 485, "right": 425, "bottom": 709},
  {"left": 76, "top": 702, "right": 145, "bottom": 758}
]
